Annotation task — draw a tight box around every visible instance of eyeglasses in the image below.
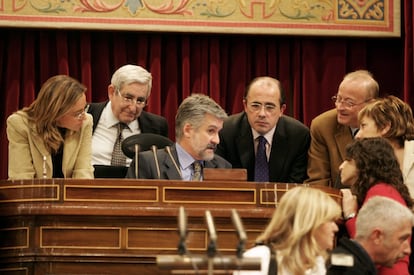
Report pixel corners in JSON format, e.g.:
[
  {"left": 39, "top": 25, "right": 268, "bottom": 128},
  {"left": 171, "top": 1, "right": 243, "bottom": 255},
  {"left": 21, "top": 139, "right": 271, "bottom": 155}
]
[
  {"left": 247, "top": 102, "right": 278, "bottom": 114},
  {"left": 331, "top": 95, "right": 371, "bottom": 109},
  {"left": 116, "top": 89, "right": 146, "bottom": 107},
  {"left": 72, "top": 105, "right": 89, "bottom": 120}
]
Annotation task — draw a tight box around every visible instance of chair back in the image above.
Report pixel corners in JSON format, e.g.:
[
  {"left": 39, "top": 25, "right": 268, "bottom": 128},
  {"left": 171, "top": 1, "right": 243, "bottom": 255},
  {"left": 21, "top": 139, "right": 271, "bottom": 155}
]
[{"left": 122, "top": 133, "right": 174, "bottom": 158}]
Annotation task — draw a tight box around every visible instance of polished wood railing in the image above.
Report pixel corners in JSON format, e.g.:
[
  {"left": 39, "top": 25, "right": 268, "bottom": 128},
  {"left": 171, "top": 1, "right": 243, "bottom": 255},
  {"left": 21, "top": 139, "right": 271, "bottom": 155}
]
[{"left": 0, "top": 179, "right": 341, "bottom": 274}]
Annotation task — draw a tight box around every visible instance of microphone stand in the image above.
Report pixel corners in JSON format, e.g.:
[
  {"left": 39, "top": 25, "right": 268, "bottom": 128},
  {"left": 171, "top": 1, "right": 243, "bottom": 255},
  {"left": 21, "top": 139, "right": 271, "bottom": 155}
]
[
  {"left": 231, "top": 209, "right": 247, "bottom": 259},
  {"left": 134, "top": 144, "right": 139, "bottom": 179},
  {"left": 177, "top": 206, "right": 187, "bottom": 255},
  {"left": 157, "top": 209, "right": 261, "bottom": 273},
  {"left": 205, "top": 210, "right": 217, "bottom": 275}
]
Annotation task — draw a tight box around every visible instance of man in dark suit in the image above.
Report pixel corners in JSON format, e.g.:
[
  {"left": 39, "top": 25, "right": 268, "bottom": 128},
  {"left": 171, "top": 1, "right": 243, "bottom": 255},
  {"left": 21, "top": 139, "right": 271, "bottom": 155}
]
[
  {"left": 126, "top": 94, "right": 231, "bottom": 180},
  {"left": 327, "top": 196, "right": 413, "bottom": 275},
  {"left": 216, "top": 76, "right": 310, "bottom": 183},
  {"left": 88, "top": 64, "right": 168, "bottom": 177},
  {"left": 305, "top": 70, "right": 378, "bottom": 187}
]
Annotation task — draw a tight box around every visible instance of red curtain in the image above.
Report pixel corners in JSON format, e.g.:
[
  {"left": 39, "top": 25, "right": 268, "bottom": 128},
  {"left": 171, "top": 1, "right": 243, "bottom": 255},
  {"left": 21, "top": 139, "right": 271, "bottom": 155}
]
[{"left": 0, "top": 1, "right": 411, "bottom": 180}]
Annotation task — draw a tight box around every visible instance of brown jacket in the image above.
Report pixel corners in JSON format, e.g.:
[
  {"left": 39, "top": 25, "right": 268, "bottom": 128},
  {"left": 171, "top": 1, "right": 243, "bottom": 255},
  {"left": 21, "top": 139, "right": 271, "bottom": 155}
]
[{"left": 305, "top": 109, "right": 353, "bottom": 187}]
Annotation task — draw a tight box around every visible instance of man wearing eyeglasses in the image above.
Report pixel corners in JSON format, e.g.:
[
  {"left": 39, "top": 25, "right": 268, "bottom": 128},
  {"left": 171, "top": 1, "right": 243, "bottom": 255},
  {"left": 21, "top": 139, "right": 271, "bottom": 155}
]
[
  {"left": 88, "top": 64, "right": 168, "bottom": 177},
  {"left": 216, "top": 76, "right": 310, "bottom": 183},
  {"left": 305, "top": 70, "right": 379, "bottom": 187}
]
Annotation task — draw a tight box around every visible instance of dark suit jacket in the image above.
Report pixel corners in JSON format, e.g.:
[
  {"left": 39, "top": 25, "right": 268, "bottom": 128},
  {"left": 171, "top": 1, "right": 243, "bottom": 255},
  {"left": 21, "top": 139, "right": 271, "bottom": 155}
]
[
  {"left": 216, "top": 112, "right": 310, "bottom": 183},
  {"left": 126, "top": 145, "right": 232, "bottom": 179},
  {"left": 87, "top": 101, "right": 168, "bottom": 136},
  {"left": 88, "top": 101, "right": 169, "bottom": 178},
  {"left": 304, "top": 108, "right": 353, "bottom": 186},
  {"left": 327, "top": 238, "right": 377, "bottom": 275}
]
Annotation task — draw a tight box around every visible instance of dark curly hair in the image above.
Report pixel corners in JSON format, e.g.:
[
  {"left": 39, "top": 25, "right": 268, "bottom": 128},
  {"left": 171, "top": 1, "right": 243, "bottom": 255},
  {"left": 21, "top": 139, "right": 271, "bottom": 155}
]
[{"left": 345, "top": 137, "right": 413, "bottom": 208}]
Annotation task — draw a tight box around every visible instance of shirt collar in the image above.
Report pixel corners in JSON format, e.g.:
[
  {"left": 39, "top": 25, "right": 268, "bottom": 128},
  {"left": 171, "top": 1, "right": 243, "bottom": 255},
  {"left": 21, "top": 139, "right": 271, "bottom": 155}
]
[
  {"left": 252, "top": 125, "right": 276, "bottom": 143},
  {"left": 175, "top": 143, "right": 203, "bottom": 169},
  {"left": 102, "top": 101, "right": 137, "bottom": 131}
]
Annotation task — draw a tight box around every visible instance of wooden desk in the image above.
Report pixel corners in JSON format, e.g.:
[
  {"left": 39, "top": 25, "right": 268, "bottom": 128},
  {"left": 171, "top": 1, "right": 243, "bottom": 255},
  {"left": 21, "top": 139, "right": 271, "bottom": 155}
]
[{"left": 0, "top": 179, "right": 341, "bottom": 274}]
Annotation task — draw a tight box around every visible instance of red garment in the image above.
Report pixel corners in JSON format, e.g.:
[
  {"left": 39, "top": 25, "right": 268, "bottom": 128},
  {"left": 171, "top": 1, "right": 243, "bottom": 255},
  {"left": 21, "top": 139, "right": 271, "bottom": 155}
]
[{"left": 345, "top": 183, "right": 409, "bottom": 275}]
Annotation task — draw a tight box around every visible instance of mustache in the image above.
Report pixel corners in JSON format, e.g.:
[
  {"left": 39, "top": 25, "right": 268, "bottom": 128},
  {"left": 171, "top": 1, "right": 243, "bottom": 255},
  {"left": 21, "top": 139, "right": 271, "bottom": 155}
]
[{"left": 206, "top": 144, "right": 217, "bottom": 150}]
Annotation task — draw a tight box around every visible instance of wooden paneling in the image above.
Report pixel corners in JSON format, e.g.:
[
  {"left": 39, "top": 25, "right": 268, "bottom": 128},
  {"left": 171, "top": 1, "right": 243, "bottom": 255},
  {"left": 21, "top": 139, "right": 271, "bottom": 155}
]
[{"left": 0, "top": 179, "right": 341, "bottom": 274}]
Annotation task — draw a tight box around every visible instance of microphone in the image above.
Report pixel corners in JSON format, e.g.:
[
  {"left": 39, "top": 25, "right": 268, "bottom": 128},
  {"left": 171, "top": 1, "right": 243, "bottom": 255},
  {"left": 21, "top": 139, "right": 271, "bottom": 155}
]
[
  {"left": 231, "top": 209, "right": 247, "bottom": 258},
  {"left": 151, "top": 145, "right": 161, "bottom": 179},
  {"left": 205, "top": 210, "right": 217, "bottom": 258},
  {"left": 231, "top": 209, "right": 246, "bottom": 241},
  {"left": 134, "top": 144, "right": 139, "bottom": 179},
  {"left": 165, "top": 146, "right": 182, "bottom": 178},
  {"left": 42, "top": 155, "right": 47, "bottom": 178},
  {"left": 177, "top": 206, "right": 187, "bottom": 255}
]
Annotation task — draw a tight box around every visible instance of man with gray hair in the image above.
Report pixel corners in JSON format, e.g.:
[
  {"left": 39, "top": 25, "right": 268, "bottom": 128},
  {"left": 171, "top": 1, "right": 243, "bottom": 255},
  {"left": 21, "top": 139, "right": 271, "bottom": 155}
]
[
  {"left": 126, "top": 93, "right": 231, "bottom": 180},
  {"left": 88, "top": 64, "right": 168, "bottom": 177},
  {"left": 327, "top": 196, "right": 414, "bottom": 275}
]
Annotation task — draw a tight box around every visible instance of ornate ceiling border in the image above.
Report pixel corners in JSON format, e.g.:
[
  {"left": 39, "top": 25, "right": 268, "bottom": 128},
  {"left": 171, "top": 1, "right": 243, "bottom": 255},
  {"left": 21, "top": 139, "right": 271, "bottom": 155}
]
[{"left": 0, "top": 0, "right": 399, "bottom": 37}]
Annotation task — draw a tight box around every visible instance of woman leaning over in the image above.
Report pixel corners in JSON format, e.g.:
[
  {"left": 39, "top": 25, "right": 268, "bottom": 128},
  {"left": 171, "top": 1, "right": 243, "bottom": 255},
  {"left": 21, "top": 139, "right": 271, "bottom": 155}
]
[
  {"left": 340, "top": 137, "right": 413, "bottom": 275},
  {"left": 355, "top": 95, "right": 414, "bottom": 197},
  {"left": 6, "top": 75, "right": 94, "bottom": 179},
  {"left": 234, "top": 186, "right": 341, "bottom": 275}
]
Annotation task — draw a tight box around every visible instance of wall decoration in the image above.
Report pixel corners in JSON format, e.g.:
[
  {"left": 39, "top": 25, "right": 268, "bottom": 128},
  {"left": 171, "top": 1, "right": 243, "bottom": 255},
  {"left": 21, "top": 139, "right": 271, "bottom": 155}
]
[{"left": 0, "top": 0, "right": 399, "bottom": 37}]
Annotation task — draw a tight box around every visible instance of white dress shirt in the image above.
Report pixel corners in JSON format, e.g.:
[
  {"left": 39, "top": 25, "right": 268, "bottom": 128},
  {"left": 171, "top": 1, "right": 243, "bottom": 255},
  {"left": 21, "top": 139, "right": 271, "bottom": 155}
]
[{"left": 92, "top": 101, "right": 140, "bottom": 166}]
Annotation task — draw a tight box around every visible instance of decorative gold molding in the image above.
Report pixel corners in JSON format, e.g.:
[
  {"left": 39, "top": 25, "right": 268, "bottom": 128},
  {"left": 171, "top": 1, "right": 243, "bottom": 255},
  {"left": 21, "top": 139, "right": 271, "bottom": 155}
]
[
  {"left": 0, "top": 0, "right": 399, "bottom": 37},
  {"left": 0, "top": 185, "right": 59, "bottom": 203},
  {"left": 0, "top": 227, "right": 29, "bottom": 250},
  {"left": 64, "top": 185, "right": 159, "bottom": 203},
  {"left": 0, "top": 267, "right": 28, "bottom": 275},
  {"left": 163, "top": 187, "right": 256, "bottom": 204},
  {"left": 40, "top": 226, "right": 122, "bottom": 249}
]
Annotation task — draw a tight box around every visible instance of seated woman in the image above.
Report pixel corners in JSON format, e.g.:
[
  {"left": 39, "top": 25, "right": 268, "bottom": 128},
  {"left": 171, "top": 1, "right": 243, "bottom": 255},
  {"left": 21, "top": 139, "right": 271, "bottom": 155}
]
[
  {"left": 340, "top": 137, "right": 413, "bottom": 275},
  {"left": 6, "top": 75, "right": 94, "bottom": 179},
  {"left": 233, "top": 186, "right": 341, "bottom": 275}
]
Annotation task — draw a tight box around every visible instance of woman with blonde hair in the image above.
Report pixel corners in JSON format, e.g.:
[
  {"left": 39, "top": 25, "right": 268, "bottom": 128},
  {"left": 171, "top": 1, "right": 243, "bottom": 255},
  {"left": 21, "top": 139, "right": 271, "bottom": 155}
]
[
  {"left": 7, "top": 75, "right": 94, "bottom": 179},
  {"left": 234, "top": 186, "right": 341, "bottom": 275}
]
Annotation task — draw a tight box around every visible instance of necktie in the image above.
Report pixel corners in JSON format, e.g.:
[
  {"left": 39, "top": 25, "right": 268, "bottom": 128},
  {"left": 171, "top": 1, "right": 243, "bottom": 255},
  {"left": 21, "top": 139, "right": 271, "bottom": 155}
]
[
  {"left": 254, "top": 136, "right": 269, "bottom": 182},
  {"left": 192, "top": 161, "right": 202, "bottom": 181},
  {"left": 111, "top": 123, "right": 128, "bottom": 166}
]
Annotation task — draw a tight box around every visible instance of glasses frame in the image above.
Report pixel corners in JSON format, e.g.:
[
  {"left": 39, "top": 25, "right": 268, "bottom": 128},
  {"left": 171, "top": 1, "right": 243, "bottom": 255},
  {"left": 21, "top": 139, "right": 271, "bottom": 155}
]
[
  {"left": 247, "top": 102, "right": 279, "bottom": 114},
  {"left": 331, "top": 95, "right": 371, "bottom": 109},
  {"left": 72, "top": 105, "right": 89, "bottom": 120},
  {"left": 116, "top": 89, "right": 147, "bottom": 107}
]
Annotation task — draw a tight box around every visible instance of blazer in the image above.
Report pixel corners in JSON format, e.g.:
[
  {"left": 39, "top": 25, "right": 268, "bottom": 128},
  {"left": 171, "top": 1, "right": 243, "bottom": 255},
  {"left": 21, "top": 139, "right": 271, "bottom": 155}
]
[
  {"left": 126, "top": 144, "right": 231, "bottom": 179},
  {"left": 216, "top": 112, "right": 310, "bottom": 183},
  {"left": 6, "top": 111, "right": 94, "bottom": 179},
  {"left": 403, "top": 140, "right": 414, "bottom": 198},
  {"left": 327, "top": 238, "right": 377, "bottom": 275},
  {"left": 305, "top": 108, "right": 353, "bottom": 186},
  {"left": 87, "top": 101, "right": 169, "bottom": 136}
]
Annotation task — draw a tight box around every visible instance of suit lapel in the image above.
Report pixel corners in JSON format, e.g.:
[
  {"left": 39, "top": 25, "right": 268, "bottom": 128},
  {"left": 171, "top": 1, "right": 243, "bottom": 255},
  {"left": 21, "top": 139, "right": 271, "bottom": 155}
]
[
  {"left": 269, "top": 117, "right": 288, "bottom": 180},
  {"left": 237, "top": 115, "right": 255, "bottom": 169},
  {"left": 205, "top": 159, "right": 219, "bottom": 168},
  {"left": 334, "top": 124, "right": 353, "bottom": 161},
  {"left": 87, "top": 102, "right": 107, "bottom": 133},
  {"left": 161, "top": 147, "right": 182, "bottom": 180}
]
